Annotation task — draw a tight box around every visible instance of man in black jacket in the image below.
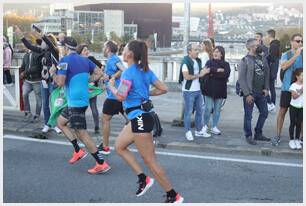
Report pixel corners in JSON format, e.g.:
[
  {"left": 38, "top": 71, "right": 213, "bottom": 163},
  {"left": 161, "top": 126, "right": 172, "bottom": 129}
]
[
  {"left": 20, "top": 45, "right": 43, "bottom": 122},
  {"left": 265, "top": 29, "right": 281, "bottom": 111}
]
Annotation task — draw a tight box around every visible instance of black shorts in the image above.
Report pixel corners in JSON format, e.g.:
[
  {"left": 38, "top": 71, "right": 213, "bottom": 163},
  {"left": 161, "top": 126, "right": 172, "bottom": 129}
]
[
  {"left": 61, "top": 107, "right": 69, "bottom": 120},
  {"left": 103, "top": 99, "right": 124, "bottom": 115},
  {"left": 280, "top": 91, "right": 292, "bottom": 108},
  {"left": 61, "top": 107, "right": 87, "bottom": 130},
  {"left": 131, "top": 113, "right": 154, "bottom": 133}
]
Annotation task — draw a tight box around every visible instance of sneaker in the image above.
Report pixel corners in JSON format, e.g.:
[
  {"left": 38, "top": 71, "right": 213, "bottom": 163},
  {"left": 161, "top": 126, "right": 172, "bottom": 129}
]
[
  {"left": 254, "top": 133, "right": 270, "bottom": 141},
  {"left": 294, "top": 140, "right": 302, "bottom": 150},
  {"left": 69, "top": 148, "right": 88, "bottom": 164},
  {"left": 53, "top": 126, "right": 62, "bottom": 134},
  {"left": 136, "top": 176, "right": 154, "bottom": 197},
  {"left": 87, "top": 161, "right": 111, "bottom": 174},
  {"left": 271, "top": 136, "right": 281, "bottom": 146},
  {"left": 185, "top": 131, "right": 194, "bottom": 141},
  {"left": 98, "top": 144, "right": 111, "bottom": 155},
  {"left": 195, "top": 130, "right": 211, "bottom": 138},
  {"left": 24, "top": 112, "right": 32, "bottom": 121},
  {"left": 201, "top": 125, "right": 208, "bottom": 133},
  {"left": 31, "top": 115, "right": 40, "bottom": 123},
  {"left": 211, "top": 127, "right": 221, "bottom": 135},
  {"left": 246, "top": 136, "right": 257, "bottom": 145},
  {"left": 289, "top": 140, "right": 297, "bottom": 150},
  {"left": 165, "top": 193, "right": 184, "bottom": 203},
  {"left": 42, "top": 125, "right": 50, "bottom": 133}
]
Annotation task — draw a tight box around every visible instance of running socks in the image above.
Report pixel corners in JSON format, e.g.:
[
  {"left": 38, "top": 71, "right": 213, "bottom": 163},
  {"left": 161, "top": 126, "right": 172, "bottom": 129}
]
[
  {"left": 166, "top": 189, "right": 177, "bottom": 198},
  {"left": 91, "top": 151, "right": 104, "bottom": 164},
  {"left": 71, "top": 139, "right": 80, "bottom": 152},
  {"left": 137, "top": 173, "right": 147, "bottom": 183}
]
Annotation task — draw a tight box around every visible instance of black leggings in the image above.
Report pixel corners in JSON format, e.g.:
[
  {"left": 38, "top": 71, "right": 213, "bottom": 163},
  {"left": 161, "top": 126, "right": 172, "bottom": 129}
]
[{"left": 289, "top": 106, "right": 303, "bottom": 140}]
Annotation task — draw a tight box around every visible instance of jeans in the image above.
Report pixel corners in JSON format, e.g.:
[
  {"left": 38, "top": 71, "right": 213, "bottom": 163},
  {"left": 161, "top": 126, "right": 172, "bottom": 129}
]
[
  {"left": 243, "top": 91, "right": 268, "bottom": 137},
  {"left": 41, "top": 81, "right": 54, "bottom": 126},
  {"left": 22, "top": 81, "right": 42, "bottom": 116},
  {"left": 89, "top": 96, "right": 99, "bottom": 128},
  {"left": 203, "top": 96, "right": 223, "bottom": 128},
  {"left": 266, "top": 79, "right": 276, "bottom": 105},
  {"left": 183, "top": 91, "right": 203, "bottom": 132}
]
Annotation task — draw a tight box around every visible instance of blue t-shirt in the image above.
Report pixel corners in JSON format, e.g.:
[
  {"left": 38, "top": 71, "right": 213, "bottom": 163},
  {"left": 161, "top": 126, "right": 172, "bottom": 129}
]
[
  {"left": 280, "top": 51, "right": 303, "bottom": 91},
  {"left": 57, "top": 53, "right": 96, "bottom": 107},
  {"left": 121, "top": 64, "right": 158, "bottom": 120},
  {"left": 105, "top": 54, "right": 122, "bottom": 99}
]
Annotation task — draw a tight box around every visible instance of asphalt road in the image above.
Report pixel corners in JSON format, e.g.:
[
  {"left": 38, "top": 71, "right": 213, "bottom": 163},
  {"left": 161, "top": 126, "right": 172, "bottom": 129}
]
[{"left": 3, "top": 135, "right": 303, "bottom": 203}]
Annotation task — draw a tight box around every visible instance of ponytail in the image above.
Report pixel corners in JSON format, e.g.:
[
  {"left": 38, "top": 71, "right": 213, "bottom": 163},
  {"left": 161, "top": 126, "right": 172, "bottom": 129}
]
[
  {"left": 127, "top": 40, "right": 150, "bottom": 71},
  {"left": 139, "top": 42, "right": 149, "bottom": 71}
]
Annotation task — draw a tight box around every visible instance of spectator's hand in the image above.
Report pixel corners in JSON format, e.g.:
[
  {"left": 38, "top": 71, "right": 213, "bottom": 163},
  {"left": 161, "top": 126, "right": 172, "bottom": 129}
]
[
  {"left": 262, "top": 89, "right": 269, "bottom": 96},
  {"left": 200, "top": 67, "right": 210, "bottom": 77},
  {"left": 20, "top": 71, "right": 25, "bottom": 79},
  {"left": 14, "top": 25, "right": 23, "bottom": 38},
  {"left": 246, "top": 95, "right": 254, "bottom": 105},
  {"left": 294, "top": 47, "right": 303, "bottom": 57},
  {"left": 49, "top": 65, "right": 57, "bottom": 77},
  {"left": 217, "top": 68, "right": 225, "bottom": 72}
]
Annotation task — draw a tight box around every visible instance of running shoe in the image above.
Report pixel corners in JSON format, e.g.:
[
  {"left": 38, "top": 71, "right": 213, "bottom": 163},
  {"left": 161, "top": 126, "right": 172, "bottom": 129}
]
[
  {"left": 87, "top": 162, "right": 111, "bottom": 174},
  {"left": 136, "top": 176, "right": 154, "bottom": 197},
  {"left": 69, "top": 148, "right": 87, "bottom": 164},
  {"left": 164, "top": 193, "right": 184, "bottom": 203},
  {"left": 98, "top": 144, "right": 111, "bottom": 155}
]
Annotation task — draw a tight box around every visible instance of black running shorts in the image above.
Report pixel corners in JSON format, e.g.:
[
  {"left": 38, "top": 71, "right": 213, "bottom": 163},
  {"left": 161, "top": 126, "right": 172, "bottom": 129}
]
[
  {"left": 102, "top": 99, "right": 124, "bottom": 115},
  {"left": 280, "top": 91, "right": 292, "bottom": 108},
  {"left": 68, "top": 107, "right": 88, "bottom": 130},
  {"left": 131, "top": 113, "right": 154, "bottom": 133},
  {"left": 61, "top": 107, "right": 69, "bottom": 120}
]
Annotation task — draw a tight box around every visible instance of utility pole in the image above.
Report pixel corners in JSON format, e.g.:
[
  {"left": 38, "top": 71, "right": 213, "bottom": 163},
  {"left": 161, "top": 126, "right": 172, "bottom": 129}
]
[{"left": 183, "top": 0, "right": 190, "bottom": 55}]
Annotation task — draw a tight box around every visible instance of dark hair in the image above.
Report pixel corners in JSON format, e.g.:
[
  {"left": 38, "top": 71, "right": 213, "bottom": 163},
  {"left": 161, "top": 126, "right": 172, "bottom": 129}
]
[
  {"left": 127, "top": 40, "right": 149, "bottom": 71},
  {"left": 293, "top": 68, "right": 303, "bottom": 82},
  {"left": 214, "top": 46, "right": 225, "bottom": 61},
  {"left": 291, "top": 33, "right": 303, "bottom": 41},
  {"left": 267, "top": 29, "right": 276, "bottom": 38},
  {"left": 256, "top": 32, "right": 263, "bottom": 38},
  {"left": 105, "top": 41, "right": 118, "bottom": 53},
  {"left": 76, "top": 44, "right": 88, "bottom": 54},
  {"left": 36, "top": 38, "right": 42, "bottom": 45},
  {"left": 118, "top": 43, "right": 126, "bottom": 55}
]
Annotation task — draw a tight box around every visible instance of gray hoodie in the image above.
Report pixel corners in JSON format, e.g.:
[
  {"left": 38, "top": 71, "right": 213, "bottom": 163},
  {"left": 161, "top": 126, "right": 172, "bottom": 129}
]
[{"left": 238, "top": 54, "right": 270, "bottom": 97}]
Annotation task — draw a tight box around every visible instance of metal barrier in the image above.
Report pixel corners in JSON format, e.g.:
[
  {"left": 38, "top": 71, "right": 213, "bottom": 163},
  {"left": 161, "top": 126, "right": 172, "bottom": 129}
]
[{"left": 3, "top": 66, "right": 21, "bottom": 111}]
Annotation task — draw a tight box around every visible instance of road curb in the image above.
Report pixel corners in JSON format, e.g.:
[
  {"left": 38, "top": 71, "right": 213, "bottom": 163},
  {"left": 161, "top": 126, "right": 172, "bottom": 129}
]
[{"left": 4, "top": 127, "right": 302, "bottom": 158}]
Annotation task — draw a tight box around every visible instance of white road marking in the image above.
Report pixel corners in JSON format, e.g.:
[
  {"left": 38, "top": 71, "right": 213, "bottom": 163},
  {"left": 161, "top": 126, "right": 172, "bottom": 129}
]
[{"left": 4, "top": 134, "right": 303, "bottom": 168}]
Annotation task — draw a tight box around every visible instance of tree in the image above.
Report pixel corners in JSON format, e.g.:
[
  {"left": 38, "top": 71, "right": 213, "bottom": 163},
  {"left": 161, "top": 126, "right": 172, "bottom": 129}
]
[{"left": 109, "top": 31, "right": 122, "bottom": 45}]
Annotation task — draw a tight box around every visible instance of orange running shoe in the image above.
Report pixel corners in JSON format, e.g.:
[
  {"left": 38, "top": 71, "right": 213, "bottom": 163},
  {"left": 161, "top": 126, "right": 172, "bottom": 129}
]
[
  {"left": 87, "top": 162, "right": 111, "bottom": 174},
  {"left": 69, "top": 148, "right": 87, "bottom": 164}
]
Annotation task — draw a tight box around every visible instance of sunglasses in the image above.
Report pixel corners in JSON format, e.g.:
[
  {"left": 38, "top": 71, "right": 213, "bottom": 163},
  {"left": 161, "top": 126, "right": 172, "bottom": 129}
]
[{"left": 295, "top": 40, "right": 303, "bottom": 43}]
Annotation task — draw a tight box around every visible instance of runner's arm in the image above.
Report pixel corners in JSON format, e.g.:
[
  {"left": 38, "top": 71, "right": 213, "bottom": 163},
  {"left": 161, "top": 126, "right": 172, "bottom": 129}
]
[
  {"left": 89, "top": 67, "right": 103, "bottom": 83},
  {"left": 150, "top": 80, "right": 168, "bottom": 96}
]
